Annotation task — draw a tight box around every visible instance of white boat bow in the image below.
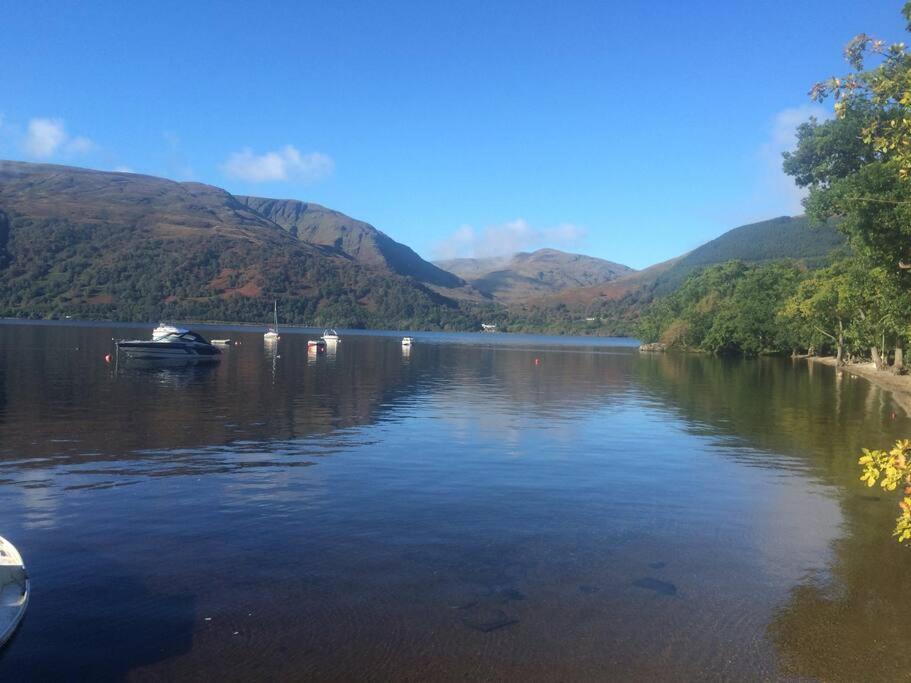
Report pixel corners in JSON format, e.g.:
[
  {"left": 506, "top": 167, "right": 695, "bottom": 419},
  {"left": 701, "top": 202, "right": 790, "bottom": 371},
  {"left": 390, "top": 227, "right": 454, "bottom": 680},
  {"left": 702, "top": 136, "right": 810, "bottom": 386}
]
[{"left": 0, "top": 536, "right": 29, "bottom": 649}]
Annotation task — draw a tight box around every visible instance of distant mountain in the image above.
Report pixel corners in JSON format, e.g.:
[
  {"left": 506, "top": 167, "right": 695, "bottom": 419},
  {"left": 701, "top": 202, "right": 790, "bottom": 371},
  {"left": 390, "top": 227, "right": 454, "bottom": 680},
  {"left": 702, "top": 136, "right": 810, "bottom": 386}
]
[
  {"left": 0, "top": 161, "right": 478, "bottom": 328},
  {"left": 505, "top": 215, "right": 847, "bottom": 336},
  {"left": 434, "top": 248, "right": 634, "bottom": 302},
  {"left": 239, "top": 196, "right": 464, "bottom": 290}
]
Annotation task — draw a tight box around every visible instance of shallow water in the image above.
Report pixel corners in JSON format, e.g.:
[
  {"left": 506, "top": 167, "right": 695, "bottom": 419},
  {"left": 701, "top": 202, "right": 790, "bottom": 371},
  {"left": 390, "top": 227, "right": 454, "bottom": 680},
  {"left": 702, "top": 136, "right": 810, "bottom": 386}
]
[{"left": 0, "top": 321, "right": 909, "bottom": 681}]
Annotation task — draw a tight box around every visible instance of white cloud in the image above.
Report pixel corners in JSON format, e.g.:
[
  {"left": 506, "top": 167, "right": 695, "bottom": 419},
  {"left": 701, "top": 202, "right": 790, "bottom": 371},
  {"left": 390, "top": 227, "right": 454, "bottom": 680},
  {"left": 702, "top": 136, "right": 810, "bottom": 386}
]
[
  {"left": 23, "top": 118, "right": 66, "bottom": 157},
  {"left": 66, "top": 135, "right": 95, "bottom": 155},
  {"left": 221, "top": 144, "right": 334, "bottom": 183},
  {"left": 757, "top": 104, "right": 831, "bottom": 215},
  {"left": 434, "top": 218, "right": 588, "bottom": 260},
  {"left": 22, "top": 117, "right": 95, "bottom": 159}
]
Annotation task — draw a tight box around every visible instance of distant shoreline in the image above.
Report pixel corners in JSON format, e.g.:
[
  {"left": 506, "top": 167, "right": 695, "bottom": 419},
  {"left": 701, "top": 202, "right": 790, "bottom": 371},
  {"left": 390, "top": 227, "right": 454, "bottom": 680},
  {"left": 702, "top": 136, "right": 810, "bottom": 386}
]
[{"left": 0, "top": 317, "right": 640, "bottom": 345}]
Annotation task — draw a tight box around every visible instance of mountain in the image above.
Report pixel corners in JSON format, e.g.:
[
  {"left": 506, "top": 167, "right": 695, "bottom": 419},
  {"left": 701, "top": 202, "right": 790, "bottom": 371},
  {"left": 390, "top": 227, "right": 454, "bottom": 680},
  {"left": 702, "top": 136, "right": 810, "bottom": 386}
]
[
  {"left": 503, "top": 216, "right": 847, "bottom": 335},
  {"left": 434, "top": 248, "right": 634, "bottom": 302},
  {"left": 647, "top": 215, "right": 845, "bottom": 295},
  {"left": 0, "top": 160, "right": 478, "bottom": 328},
  {"left": 238, "top": 196, "right": 464, "bottom": 290}
]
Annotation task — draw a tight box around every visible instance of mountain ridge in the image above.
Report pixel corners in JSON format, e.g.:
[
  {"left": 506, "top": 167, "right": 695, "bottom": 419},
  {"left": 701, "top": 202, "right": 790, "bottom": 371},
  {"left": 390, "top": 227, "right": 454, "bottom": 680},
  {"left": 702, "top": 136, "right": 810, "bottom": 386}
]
[
  {"left": 0, "top": 160, "right": 477, "bottom": 328},
  {"left": 238, "top": 195, "right": 465, "bottom": 290},
  {"left": 434, "top": 248, "right": 634, "bottom": 302}
]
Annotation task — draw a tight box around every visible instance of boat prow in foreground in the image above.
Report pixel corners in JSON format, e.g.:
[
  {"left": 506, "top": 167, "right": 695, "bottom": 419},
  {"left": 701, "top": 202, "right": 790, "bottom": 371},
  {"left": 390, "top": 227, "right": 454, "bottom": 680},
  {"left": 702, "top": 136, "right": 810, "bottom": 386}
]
[{"left": 0, "top": 536, "right": 29, "bottom": 649}]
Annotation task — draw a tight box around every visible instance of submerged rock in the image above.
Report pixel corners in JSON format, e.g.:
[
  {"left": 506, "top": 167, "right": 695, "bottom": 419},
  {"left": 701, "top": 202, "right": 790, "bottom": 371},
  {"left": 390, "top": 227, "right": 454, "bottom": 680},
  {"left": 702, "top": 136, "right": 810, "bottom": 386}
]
[
  {"left": 461, "top": 608, "right": 519, "bottom": 633},
  {"left": 632, "top": 577, "right": 677, "bottom": 596}
]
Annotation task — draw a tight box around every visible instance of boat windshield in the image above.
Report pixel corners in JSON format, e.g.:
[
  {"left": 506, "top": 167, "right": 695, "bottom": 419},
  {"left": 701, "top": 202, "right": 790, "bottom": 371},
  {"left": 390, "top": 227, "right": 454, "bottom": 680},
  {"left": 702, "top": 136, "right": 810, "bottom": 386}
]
[{"left": 159, "top": 331, "right": 209, "bottom": 344}]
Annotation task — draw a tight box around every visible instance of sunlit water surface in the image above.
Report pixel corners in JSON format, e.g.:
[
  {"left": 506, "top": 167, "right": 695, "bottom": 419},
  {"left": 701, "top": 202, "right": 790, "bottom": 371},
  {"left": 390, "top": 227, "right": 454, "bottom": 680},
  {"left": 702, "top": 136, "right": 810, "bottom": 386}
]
[{"left": 0, "top": 321, "right": 910, "bottom": 681}]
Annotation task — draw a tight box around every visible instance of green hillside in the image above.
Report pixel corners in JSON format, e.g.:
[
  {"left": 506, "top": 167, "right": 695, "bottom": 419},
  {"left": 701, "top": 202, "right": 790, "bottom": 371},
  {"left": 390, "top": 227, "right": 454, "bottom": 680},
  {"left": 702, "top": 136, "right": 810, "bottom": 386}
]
[
  {"left": 652, "top": 215, "right": 845, "bottom": 294},
  {"left": 0, "top": 161, "right": 481, "bottom": 329}
]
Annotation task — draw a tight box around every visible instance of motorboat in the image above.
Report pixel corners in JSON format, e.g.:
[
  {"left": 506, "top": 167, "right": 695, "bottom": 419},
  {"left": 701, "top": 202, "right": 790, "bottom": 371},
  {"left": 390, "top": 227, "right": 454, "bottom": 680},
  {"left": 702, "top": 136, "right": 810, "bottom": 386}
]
[
  {"left": 0, "top": 536, "right": 29, "bottom": 649},
  {"left": 116, "top": 327, "right": 221, "bottom": 362},
  {"left": 211, "top": 339, "right": 231, "bottom": 345},
  {"left": 307, "top": 339, "right": 327, "bottom": 352},
  {"left": 264, "top": 301, "right": 281, "bottom": 341},
  {"left": 321, "top": 329, "right": 340, "bottom": 343},
  {"left": 402, "top": 336, "right": 414, "bottom": 346}
]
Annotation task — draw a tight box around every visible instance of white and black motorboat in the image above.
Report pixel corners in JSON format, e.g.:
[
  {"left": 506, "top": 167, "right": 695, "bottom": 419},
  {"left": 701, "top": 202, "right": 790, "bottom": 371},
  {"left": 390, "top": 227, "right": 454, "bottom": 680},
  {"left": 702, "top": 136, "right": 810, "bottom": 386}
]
[{"left": 116, "top": 326, "right": 221, "bottom": 362}]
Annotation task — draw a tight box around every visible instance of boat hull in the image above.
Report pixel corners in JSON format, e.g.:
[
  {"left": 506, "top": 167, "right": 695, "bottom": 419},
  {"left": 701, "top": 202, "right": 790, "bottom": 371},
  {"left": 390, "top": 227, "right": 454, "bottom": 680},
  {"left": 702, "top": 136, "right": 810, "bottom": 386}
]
[
  {"left": 0, "top": 537, "right": 29, "bottom": 649},
  {"left": 116, "top": 341, "right": 221, "bottom": 362}
]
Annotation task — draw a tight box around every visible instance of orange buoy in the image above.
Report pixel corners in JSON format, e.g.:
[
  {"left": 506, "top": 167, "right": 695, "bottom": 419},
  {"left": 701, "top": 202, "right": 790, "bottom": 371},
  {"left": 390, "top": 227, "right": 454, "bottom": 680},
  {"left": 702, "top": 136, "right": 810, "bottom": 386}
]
[{"left": 534, "top": 358, "right": 541, "bottom": 365}]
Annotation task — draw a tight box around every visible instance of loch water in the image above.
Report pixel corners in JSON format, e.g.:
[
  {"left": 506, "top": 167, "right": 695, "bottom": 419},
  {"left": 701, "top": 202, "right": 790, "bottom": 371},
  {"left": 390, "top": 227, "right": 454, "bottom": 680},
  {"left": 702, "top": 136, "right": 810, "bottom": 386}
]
[{"left": 0, "top": 321, "right": 909, "bottom": 681}]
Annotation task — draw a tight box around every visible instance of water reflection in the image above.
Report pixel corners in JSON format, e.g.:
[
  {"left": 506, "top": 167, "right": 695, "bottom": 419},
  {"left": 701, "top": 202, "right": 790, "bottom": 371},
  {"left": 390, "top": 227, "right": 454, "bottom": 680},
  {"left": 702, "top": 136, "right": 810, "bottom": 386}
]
[
  {"left": 636, "top": 352, "right": 911, "bottom": 679},
  {"left": 0, "top": 322, "right": 909, "bottom": 679}
]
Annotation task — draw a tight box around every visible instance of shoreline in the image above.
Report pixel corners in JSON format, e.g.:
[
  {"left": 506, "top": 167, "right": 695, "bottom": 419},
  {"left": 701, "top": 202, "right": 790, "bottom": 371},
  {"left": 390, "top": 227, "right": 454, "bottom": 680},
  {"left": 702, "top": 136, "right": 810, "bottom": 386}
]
[{"left": 807, "top": 356, "right": 911, "bottom": 412}]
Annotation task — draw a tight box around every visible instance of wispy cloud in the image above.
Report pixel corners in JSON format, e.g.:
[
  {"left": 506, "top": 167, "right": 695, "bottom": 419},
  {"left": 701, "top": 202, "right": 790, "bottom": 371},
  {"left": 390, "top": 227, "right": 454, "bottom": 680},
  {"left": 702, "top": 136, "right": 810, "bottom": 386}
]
[
  {"left": 757, "top": 104, "right": 830, "bottom": 214},
  {"left": 162, "top": 131, "right": 194, "bottom": 180},
  {"left": 434, "top": 218, "right": 588, "bottom": 260},
  {"left": 22, "top": 118, "right": 95, "bottom": 159},
  {"left": 221, "top": 145, "right": 334, "bottom": 183}
]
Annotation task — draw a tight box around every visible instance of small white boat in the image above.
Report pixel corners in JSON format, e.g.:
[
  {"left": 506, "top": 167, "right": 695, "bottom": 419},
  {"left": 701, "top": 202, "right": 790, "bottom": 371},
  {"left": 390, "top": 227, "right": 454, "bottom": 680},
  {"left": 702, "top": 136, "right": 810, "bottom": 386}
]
[
  {"left": 321, "top": 329, "right": 340, "bottom": 343},
  {"left": 0, "top": 536, "right": 29, "bottom": 649},
  {"left": 211, "top": 339, "right": 231, "bottom": 346},
  {"left": 308, "top": 339, "right": 327, "bottom": 353},
  {"left": 264, "top": 301, "right": 281, "bottom": 341},
  {"left": 402, "top": 336, "right": 414, "bottom": 346}
]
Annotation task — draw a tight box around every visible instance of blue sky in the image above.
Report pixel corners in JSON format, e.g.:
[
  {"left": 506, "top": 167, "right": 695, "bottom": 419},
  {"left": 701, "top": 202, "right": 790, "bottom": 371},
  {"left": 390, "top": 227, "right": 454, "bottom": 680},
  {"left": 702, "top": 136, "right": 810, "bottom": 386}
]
[{"left": 2, "top": 1, "right": 905, "bottom": 269}]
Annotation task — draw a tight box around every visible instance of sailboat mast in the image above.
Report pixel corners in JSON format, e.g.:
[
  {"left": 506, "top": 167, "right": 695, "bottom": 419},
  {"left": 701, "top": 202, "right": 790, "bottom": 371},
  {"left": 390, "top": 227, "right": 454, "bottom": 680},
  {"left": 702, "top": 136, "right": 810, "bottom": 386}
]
[{"left": 273, "top": 300, "right": 278, "bottom": 330}]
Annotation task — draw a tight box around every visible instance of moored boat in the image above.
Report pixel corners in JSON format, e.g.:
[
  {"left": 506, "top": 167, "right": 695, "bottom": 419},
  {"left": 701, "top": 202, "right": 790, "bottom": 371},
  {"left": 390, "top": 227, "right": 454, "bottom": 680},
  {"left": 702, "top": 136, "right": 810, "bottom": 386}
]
[
  {"left": 116, "top": 327, "right": 221, "bottom": 362},
  {"left": 402, "top": 336, "right": 414, "bottom": 346},
  {"left": 0, "top": 536, "right": 29, "bottom": 649},
  {"left": 264, "top": 301, "right": 281, "bottom": 341},
  {"left": 321, "top": 329, "right": 340, "bottom": 343},
  {"left": 307, "top": 339, "right": 327, "bottom": 352}
]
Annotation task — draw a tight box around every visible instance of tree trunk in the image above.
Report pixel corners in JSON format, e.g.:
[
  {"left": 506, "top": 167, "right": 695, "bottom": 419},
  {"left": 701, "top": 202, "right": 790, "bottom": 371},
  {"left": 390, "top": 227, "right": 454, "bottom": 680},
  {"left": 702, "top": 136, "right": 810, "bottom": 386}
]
[
  {"left": 872, "top": 346, "right": 885, "bottom": 371},
  {"left": 836, "top": 319, "right": 845, "bottom": 366},
  {"left": 896, "top": 345, "right": 904, "bottom": 369}
]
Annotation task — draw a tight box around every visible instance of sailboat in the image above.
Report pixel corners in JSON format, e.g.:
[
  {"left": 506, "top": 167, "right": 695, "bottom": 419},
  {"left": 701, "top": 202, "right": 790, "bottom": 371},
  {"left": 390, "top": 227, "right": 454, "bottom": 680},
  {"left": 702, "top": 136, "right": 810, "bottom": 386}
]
[{"left": 264, "top": 301, "right": 281, "bottom": 341}]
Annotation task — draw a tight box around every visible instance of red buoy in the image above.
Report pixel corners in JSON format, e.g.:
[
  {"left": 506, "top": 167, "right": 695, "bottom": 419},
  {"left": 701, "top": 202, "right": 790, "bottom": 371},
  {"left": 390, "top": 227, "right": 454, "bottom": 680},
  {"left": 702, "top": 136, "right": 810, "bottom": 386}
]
[
  {"left": 104, "top": 354, "right": 112, "bottom": 363},
  {"left": 534, "top": 358, "right": 541, "bottom": 365}
]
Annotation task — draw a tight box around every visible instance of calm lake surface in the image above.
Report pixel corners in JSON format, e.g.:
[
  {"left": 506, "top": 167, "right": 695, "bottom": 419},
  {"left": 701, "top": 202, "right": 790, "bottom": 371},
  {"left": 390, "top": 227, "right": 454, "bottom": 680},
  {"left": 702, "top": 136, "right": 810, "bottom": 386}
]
[{"left": 1, "top": 321, "right": 910, "bottom": 681}]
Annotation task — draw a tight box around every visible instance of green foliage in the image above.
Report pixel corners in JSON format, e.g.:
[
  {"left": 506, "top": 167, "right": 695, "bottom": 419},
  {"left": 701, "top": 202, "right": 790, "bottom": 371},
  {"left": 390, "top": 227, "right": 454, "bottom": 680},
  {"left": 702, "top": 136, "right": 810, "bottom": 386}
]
[
  {"left": 637, "top": 260, "right": 804, "bottom": 355},
  {"left": 779, "top": 258, "right": 911, "bottom": 361},
  {"left": 0, "top": 214, "right": 486, "bottom": 331},
  {"left": 859, "top": 440, "right": 911, "bottom": 542},
  {"left": 652, "top": 216, "right": 845, "bottom": 295}
]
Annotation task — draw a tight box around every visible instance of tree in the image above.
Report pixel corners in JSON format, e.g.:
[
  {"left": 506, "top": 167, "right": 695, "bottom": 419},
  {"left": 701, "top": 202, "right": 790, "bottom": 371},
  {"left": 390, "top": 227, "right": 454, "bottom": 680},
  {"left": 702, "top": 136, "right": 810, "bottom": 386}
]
[
  {"left": 784, "top": 5, "right": 911, "bottom": 273},
  {"left": 793, "top": 3, "right": 911, "bottom": 541}
]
